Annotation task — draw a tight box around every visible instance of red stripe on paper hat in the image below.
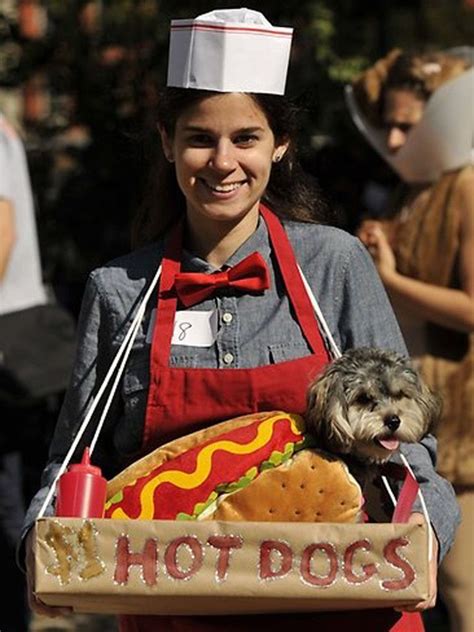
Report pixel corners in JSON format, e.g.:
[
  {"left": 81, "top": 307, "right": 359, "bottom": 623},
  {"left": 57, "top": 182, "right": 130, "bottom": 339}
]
[{"left": 170, "top": 22, "right": 293, "bottom": 38}]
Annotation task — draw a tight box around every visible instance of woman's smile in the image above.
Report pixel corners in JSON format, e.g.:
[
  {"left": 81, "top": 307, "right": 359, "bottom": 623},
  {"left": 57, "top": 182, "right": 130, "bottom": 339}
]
[{"left": 198, "top": 177, "right": 249, "bottom": 196}]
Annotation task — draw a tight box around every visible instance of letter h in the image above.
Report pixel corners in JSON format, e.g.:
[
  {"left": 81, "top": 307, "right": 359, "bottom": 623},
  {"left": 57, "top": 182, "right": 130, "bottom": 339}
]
[{"left": 114, "top": 536, "right": 158, "bottom": 586}]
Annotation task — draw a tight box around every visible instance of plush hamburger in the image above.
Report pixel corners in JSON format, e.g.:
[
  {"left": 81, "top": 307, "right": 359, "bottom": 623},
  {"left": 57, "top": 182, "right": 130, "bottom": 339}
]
[{"left": 105, "top": 411, "right": 363, "bottom": 523}]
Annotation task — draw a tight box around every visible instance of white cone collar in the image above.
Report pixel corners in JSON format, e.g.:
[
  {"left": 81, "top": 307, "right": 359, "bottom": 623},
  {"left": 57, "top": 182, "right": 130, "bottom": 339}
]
[
  {"left": 167, "top": 8, "right": 293, "bottom": 95},
  {"left": 346, "top": 49, "right": 474, "bottom": 183}
]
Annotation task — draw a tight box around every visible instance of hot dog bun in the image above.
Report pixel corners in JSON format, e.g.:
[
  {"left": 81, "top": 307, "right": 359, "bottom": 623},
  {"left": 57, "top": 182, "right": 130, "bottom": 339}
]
[{"left": 210, "top": 449, "right": 362, "bottom": 523}]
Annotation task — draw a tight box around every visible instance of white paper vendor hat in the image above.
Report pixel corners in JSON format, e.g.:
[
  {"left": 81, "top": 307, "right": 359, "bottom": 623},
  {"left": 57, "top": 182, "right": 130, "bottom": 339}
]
[
  {"left": 345, "top": 47, "right": 474, "bottom": 184},
  {"left": 167, "top": 8, "right": 293, "bottom": 95}
]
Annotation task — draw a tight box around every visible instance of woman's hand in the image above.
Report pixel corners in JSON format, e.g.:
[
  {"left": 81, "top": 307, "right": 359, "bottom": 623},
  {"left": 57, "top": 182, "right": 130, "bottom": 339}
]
[
  {"left": 395, "top": 512, "right": 438, "bottom": 612},
  {"left": 26, "top": 527, "right": 73, "bottom": 617},
  {"left": 357, "top": 220, "right": 397, "bottom": 282}
]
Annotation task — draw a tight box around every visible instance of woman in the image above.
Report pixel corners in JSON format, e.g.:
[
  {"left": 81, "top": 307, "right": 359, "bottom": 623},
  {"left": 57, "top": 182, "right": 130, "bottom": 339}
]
[
  {"left": 353, "top": 50, "right": 474, "bottom": 632},
  {"left": 24, "top": 11, "right": 459, "bottom": 632}
]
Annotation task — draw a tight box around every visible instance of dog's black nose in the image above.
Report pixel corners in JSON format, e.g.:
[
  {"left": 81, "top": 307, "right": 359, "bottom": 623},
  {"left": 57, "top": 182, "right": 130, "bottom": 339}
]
[{"left": 384, "top": 415, "right": 401, "bottom": 432}]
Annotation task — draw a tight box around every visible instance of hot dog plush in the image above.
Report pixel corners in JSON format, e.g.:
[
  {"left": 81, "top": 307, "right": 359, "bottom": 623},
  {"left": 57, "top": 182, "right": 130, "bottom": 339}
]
[{"left": 105, "top": 411, "right": 363, "bottom": 523}]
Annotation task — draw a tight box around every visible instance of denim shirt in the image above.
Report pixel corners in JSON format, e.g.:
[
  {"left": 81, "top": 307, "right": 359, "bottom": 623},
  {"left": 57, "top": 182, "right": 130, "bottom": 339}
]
[{"left": 23, "top": 219, "right": 460, "bottom": 560}]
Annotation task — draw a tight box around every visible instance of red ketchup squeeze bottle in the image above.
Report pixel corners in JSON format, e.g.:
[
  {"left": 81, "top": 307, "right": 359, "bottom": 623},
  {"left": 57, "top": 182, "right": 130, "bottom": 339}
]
[{"left": 55, "top": 447, "right": 107, "bottom": 518}]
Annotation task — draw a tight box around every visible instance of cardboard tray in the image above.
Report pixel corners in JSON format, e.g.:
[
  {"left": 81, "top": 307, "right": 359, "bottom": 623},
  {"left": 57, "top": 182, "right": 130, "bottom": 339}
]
[{"left": 34, "top": 517, "right": 429, "bottom": 615}]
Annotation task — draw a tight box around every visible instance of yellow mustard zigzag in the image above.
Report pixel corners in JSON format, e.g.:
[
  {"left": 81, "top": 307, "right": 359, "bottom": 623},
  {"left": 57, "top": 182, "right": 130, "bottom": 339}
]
[{"left": 111, "top": 412, "right": 302, "bottom": 520}]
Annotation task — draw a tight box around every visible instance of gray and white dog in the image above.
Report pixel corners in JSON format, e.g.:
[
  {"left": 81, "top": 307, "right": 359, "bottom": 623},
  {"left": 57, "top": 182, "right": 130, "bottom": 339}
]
[{"left": 305, "top": 347, "right": 441, "bottom": 468}]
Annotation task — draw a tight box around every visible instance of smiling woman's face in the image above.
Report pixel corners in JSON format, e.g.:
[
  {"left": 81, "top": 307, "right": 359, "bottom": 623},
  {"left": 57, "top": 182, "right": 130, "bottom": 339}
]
[
  {"left": 383, "top": 89, "right": 426, "bottom": 153},
  {"left": 160, "top": 92, "right": 289, "bottom": 228}
]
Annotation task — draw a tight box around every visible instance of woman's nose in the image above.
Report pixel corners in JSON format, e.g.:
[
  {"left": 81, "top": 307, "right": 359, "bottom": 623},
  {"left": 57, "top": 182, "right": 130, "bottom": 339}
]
[
  {"left": 209, "top": 140, "right": 236, "bottom": 171},
  {"left": 386, "top": 127, "right": 406, "bottom": 153}
]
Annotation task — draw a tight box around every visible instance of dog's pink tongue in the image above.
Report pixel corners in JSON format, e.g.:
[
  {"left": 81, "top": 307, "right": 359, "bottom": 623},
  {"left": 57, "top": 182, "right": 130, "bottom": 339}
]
[{"left": 379, "top": 438, "right": 400, "bottom": 451}]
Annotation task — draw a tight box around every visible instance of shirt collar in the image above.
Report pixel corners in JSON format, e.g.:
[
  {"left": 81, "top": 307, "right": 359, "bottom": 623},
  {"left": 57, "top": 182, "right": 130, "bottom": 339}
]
[{"left": 181, "top": 215, "right": 272, "bottom": 273}]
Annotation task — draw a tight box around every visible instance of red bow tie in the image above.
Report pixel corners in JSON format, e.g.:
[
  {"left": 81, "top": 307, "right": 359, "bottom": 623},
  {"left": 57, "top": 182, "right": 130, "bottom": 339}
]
[{"left": 174, "top": 252, "right": 270, "bottom": 307}]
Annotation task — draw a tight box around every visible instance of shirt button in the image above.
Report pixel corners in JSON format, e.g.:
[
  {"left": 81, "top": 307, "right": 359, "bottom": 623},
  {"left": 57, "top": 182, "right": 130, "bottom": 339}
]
[
  {"left": 222, "top": 312, "right": 233, "bottom": 324},
  {"left": 223, "top": 352, "right": 234, "bottom": 365}
]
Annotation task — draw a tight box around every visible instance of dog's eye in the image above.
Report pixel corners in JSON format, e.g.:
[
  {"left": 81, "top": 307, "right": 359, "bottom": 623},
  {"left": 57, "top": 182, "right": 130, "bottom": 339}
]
[
  {"left": 402, "top": 369, "right": 418, "bottom": 384},
  {"left": 355, "top": 394, "right": 371, "bottom": 405}
]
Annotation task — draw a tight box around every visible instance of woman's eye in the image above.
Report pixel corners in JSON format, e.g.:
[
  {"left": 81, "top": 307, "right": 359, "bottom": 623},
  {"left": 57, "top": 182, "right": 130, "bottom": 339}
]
[
  {"left": 187, "top": 134, "right": 213, "bottom": 146},
  {"left": 234, "top": 134, "right": 258, "bottom": 146}
]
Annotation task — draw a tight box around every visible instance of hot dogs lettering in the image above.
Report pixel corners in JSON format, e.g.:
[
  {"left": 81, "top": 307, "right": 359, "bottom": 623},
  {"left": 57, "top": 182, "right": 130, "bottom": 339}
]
[{"left": 113, "top": 534, "right": 415, "bottom": 589}]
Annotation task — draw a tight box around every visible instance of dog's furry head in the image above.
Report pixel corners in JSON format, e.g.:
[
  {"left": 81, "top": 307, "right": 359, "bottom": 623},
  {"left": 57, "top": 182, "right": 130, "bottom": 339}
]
[{"left": 306, "top": 347, "right": 441, "bottom": 464}]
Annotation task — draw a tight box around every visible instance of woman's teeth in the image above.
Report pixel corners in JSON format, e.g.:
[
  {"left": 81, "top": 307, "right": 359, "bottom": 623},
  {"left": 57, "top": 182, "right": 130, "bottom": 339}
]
[{"left": 204, "top": 181, "right": 244, "bottom": 192}]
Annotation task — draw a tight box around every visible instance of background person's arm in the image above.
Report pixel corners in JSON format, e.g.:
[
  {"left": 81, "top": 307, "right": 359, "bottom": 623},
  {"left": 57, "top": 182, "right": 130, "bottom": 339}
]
[
  {"left": 357, "top": 172, "right": 474, "bottom": 333},
  {"left": 0, "top": 197, "right": 16, "bottom": 280}
]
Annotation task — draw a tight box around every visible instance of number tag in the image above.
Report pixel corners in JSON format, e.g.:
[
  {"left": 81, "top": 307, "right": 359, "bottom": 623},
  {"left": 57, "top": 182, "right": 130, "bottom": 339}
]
[{"left": 146, "top": 309, "right": 218, "bottom": 347}]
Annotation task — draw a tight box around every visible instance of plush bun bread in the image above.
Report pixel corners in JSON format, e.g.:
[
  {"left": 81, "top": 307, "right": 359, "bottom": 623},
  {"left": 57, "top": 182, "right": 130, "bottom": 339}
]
[{"left": 210, "top": 449, "right": 362, "bottom": 523}]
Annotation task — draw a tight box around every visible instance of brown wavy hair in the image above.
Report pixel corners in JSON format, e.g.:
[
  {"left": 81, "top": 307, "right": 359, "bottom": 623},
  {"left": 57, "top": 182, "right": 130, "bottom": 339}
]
[{"left": 132, "top": 89, "right": 332, "bottom": 247}]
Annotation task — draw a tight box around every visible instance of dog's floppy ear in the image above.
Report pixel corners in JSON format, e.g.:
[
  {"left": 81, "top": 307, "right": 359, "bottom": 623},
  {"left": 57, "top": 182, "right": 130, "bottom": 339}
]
[{"left": 306, "top": 368, "right": 355, "bottom": 454}]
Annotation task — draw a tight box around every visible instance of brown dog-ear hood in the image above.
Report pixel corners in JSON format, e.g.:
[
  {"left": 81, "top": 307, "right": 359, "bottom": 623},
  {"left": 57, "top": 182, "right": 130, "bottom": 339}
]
[{"left": 351, "top": 49, "right": 402, "bottom": 126}]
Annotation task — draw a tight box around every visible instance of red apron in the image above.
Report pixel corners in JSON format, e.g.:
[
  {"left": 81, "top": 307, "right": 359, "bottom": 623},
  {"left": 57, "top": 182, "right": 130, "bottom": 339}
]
[{"left": 120, "top": 206, "right": 424, "bottom": 632}]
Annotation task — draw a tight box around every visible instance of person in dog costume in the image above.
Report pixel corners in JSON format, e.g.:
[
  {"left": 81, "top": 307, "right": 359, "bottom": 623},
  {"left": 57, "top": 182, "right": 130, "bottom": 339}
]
[
  {"left": 351, "top": 48, "right": 474, "bottom": 632},
  {"left": 24, "top": 10, "right": 460, "bottom": 632}
]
